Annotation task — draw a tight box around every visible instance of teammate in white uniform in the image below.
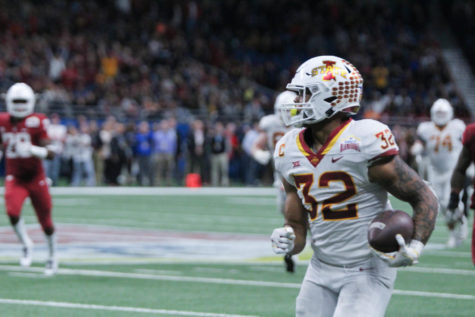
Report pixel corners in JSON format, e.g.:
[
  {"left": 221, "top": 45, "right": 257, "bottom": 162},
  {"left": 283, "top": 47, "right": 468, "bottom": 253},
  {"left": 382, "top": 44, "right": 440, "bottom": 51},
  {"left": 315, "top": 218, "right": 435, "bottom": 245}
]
[
  {"left": 411, "top": 99, "right": 469, "bottom": 248},
  {"left": 252, "top": 90, "right": 295, "bottom": 271},
  {"left": 270, "top": 55, "right": 438, "bottom": 317}
]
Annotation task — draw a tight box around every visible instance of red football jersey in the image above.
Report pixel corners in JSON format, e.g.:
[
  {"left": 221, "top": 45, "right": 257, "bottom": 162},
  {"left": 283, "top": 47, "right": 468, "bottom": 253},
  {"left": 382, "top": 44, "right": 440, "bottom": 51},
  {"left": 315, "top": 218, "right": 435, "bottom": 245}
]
[
  {"left": 0, "top": 113, "right": 50, "bottom": 180},
  {"left": 462, "top": 123, "right": 475, "bottom": 163}
]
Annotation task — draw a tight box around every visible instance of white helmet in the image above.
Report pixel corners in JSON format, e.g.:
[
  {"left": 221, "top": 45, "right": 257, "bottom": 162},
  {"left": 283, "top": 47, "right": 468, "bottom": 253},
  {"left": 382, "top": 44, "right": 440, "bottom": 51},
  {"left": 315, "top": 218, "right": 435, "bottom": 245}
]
[
  {"left": 274, "top": 90, "right": 297, "bottom": 125},
  {"left": 430, "top": 98, "right": 453, "bottom": 126},
  {"left": 281, "top": 55, "right": 363, "bottom": 126},
  {"left": 6, "top": 83, "right": 36, "bottom": 118}
]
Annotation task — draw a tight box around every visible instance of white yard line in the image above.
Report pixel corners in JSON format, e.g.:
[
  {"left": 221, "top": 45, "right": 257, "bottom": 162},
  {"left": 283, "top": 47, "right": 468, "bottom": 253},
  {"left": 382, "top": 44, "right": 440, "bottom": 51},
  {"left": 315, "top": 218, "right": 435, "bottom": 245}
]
[
  {"left": 400, "top": 266, "right": 475, "bottom": 276},
  {"left": 423, "top": 250, "right": 472, "bottom": 257},
  {"left": 0, "top": 265, "right": 473, "bottom": 301},
  {"left": 0, "top": 299, "right": 258, "bottom": 317},
  {"left": 392, "top": 290, "right": 475, "bottom": 300}
]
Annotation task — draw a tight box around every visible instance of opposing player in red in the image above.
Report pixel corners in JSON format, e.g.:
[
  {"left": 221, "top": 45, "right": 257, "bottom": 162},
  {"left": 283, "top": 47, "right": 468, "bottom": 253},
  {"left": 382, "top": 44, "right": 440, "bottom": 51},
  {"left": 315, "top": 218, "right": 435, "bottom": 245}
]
[
  {"left": 0, "top": 83, "right": 58, "bottom": 275},
  {"left": 450, "top": 123, "right": 475, "bottom": 265}
]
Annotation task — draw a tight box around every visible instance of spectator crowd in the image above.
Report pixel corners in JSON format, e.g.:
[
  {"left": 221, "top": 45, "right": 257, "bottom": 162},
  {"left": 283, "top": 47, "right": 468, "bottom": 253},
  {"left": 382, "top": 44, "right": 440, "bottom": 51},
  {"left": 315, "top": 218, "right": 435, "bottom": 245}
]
[
  {"left": 0, "top": 0, "right": 473, "bottom": 186},
  {"left": 16, "top": 114, "right": 269, "bottom": 187}
]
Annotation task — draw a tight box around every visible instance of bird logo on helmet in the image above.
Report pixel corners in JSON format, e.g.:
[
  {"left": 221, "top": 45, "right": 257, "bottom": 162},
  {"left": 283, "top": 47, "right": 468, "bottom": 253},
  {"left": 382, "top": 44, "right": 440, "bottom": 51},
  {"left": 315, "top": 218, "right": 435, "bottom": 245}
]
[
  {"left": 6, "top": 83, "right": 36, "bottom": 118},
  {"left": 281, "top": 55, "right": 363, "bottom": 127}
]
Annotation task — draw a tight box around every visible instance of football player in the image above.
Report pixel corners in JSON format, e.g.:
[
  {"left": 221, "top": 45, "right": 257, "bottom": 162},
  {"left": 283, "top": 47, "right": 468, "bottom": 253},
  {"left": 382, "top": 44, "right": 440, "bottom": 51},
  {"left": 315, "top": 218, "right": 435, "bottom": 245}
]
[
  {"left": 411, "top": 99, "right": 468, "bottom": 248},
  {"left": 270, "top": 56, "right": 438, "bottom": 317},
  {"left": 251, "top": 90, "right": 296, "bottom": 272},
  {"left": 0, "top": 83, "right": 58, "bottom": 276},
  {"left": 449, "top": 123, "right": 475, "bottom": 265}
]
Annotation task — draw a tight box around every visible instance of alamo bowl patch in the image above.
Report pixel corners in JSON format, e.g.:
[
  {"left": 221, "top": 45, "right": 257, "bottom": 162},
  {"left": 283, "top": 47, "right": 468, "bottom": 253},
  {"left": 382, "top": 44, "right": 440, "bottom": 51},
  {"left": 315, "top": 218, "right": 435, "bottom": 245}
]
[{"left": 340, "top": 135, "right": 361, "bottom": 152}]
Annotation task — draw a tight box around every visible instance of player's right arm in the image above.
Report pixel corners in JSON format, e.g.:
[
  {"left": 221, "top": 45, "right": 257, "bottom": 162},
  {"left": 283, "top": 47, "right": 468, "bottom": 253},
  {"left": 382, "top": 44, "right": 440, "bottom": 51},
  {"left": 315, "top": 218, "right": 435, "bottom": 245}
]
[
  {"left": 282, "top": 178, "right": 308, "bottom": 254},
  {"left": 271, "top": 177, "right": 308, "bottom": 255}
]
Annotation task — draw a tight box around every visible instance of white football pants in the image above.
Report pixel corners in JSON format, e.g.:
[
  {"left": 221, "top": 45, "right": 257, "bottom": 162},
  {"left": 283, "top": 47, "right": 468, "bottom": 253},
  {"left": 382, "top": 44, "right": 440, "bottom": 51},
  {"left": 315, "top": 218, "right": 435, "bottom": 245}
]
[{"left": 296, "top": 255, "right": 396, "bottom": 317}]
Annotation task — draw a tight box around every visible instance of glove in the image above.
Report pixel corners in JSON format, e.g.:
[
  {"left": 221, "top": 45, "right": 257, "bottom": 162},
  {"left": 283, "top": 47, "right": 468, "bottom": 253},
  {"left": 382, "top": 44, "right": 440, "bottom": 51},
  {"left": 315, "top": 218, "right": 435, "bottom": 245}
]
[
  {"left": 271, "top": 226, "right": 295, "bottom": 254},
  {"left": 371, "top": 234, "right": 424, "bottom": 267},
  {"left": 253, "top": 149, "right": 271, "bottom": 165}
]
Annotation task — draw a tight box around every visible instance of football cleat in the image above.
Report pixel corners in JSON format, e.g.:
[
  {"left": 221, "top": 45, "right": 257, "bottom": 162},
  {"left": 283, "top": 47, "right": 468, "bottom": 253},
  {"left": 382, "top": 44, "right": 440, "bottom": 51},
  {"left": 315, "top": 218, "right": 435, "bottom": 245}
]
[
  {"left": 20, "top": 242, "right": 33, "bottom": 267},
  {"left": 44, "top": 258, "right": 58, "bottom": 276},
  {"left": 284, "top": 254, "right": 295, "bottom": 273}
]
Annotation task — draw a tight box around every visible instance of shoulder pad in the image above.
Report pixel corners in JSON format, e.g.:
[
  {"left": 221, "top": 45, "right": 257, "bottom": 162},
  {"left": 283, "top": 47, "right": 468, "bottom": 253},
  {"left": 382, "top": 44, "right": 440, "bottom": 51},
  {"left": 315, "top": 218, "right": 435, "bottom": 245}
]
[
  {"left": 25, "top": 116, "right": 41, "bottom": 128},
  {"left": 273, "top": 128, "right": 301, "bottom": 159},
  {"left": 353, "top": 119, "right": 399, "bottom": 163},
  {"left": 451, "top": 119, "right": 466, "bottom": 130},
  {"left": 259, "top": 114, "right": 280, "bottom": 131}
]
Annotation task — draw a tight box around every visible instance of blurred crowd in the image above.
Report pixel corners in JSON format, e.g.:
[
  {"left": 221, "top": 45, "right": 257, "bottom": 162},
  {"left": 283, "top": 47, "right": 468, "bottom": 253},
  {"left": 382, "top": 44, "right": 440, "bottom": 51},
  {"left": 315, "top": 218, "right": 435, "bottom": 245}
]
[
  {"left": 0, "top": 0, "right": 473, "bottom": 186},
  {"left": 0, "top": 0, "right": 471, "bottom": 122},
  {"left": 33, "top": 114, "right": 273, "bottom": 187},
  {"left": 0, "top": 113, "right": 416, "bottom": 187}
]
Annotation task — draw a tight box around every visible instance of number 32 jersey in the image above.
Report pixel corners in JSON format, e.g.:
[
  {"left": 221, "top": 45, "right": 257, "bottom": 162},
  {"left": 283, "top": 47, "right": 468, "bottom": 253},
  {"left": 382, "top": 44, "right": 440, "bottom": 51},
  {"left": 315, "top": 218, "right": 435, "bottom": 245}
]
[{"left": 274, "top": 118, "right": 399, "bottom": 265}]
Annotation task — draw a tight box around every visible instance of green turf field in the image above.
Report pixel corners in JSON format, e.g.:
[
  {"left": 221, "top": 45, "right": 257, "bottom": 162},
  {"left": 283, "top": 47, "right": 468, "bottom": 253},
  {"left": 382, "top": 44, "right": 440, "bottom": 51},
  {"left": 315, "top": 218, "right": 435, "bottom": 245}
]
[{"left": 0, "top": 188, "right": 473, "bottom": 316}]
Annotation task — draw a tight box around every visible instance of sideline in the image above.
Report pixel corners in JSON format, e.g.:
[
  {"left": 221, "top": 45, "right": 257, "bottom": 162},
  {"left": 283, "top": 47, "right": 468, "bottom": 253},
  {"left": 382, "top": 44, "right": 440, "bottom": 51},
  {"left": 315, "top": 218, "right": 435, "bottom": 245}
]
[{"left": 0, "top": 187, "right": 277, "bottom": 196}]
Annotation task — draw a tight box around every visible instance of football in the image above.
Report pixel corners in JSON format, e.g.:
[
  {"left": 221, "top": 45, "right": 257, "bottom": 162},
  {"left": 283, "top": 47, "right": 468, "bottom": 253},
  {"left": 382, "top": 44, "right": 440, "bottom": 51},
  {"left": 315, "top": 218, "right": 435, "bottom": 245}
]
[{"left": 368, "top": 210, "right": 414, "bottom": 253}]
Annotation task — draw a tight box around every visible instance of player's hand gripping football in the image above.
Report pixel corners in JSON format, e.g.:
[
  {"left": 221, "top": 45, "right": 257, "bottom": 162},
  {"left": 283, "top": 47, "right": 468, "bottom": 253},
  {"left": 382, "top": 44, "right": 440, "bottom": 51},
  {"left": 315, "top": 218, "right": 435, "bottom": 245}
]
[
  {"left": 372, "top": 234, "right": 424, "bottom": 267},
  {"left": 271, "top": 226, "right": 295, "bottom": 254}
]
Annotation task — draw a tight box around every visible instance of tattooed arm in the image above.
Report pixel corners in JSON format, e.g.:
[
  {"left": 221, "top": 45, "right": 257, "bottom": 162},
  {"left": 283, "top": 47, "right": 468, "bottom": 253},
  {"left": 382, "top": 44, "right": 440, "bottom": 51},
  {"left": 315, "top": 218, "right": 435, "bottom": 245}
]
[{"left": 368, "top": 156, "right": 438, "bottom": 244}]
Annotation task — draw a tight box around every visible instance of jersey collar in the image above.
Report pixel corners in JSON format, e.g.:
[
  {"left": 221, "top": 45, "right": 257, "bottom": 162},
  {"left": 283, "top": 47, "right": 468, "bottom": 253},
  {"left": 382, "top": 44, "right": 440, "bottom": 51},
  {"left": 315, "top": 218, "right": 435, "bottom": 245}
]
[{"left": 296, "top": 118, "right": 352, "bottom": 167}]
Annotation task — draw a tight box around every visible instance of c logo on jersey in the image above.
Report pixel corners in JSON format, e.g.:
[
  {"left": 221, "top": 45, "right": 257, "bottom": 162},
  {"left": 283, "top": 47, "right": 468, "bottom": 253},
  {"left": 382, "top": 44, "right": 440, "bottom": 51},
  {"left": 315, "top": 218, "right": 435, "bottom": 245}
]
[{"left": 278, "top": 143, "right": 285, "bottom": 157}]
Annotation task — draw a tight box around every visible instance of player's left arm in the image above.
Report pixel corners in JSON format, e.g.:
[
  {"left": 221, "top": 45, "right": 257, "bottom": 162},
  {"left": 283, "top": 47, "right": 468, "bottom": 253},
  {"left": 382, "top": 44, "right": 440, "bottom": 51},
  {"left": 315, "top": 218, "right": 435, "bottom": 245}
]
[
  {"left": 37, "top": 138, "right": 56, "bottom": 160},
  {"left": 31, "top": 116, "right": 56, "bottom": 160},
  {"left": 368, "top": 155, "right": 438, "bottom": 245}
]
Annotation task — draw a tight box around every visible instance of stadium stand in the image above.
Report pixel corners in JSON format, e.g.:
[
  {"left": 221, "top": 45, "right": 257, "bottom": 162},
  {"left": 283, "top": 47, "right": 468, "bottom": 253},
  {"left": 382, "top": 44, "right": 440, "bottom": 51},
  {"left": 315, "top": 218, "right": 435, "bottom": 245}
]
[{"left": 0, "top": 0, "right": 473, "bottom": 186}]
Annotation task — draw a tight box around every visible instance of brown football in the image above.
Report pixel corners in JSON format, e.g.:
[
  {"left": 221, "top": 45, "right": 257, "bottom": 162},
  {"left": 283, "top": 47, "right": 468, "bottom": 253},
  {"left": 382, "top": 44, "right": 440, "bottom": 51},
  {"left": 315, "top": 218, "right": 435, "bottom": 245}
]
[{"left": 368, "top": 210, "right": 414, "bottom": 253}]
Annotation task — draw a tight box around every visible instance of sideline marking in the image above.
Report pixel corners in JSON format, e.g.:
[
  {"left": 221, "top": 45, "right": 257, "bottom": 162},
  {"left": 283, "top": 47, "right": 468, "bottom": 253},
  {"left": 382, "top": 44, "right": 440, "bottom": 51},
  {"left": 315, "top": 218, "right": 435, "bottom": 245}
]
[
  {"left": 0, "top": 298, "right": 258, "bottom": 317},
  {"left": 0, "top": 187, "right": 277, "bottom": 196},
  {"left": 0, "top": 265, "right": 473, "bottom": 301}
]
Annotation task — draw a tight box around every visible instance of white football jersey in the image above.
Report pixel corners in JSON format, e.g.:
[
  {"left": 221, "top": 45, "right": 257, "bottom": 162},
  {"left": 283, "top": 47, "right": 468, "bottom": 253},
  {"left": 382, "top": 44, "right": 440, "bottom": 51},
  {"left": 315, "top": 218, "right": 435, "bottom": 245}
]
[
  {"left": 274, "top": 118, "right": 399, "bottom": 265},
  {"left": 259, "top": 114, "right": 289, "bottom": 151},
  {"left": 417, "top": 119, "right": 465, "bottom": 177},
  {"left": 259, "top": 114, "right": 290, "bottom": 186}
]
